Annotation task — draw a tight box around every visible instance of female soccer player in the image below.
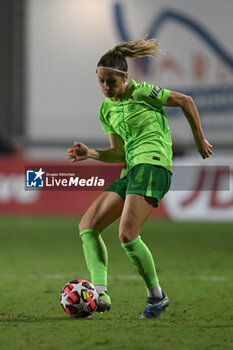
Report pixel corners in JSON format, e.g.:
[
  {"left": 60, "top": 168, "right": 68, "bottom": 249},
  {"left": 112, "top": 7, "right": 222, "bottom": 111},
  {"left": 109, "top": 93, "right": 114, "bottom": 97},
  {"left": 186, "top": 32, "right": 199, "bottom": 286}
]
[{"left": 67, "top": 37, "right": 213, "bottom": 319}]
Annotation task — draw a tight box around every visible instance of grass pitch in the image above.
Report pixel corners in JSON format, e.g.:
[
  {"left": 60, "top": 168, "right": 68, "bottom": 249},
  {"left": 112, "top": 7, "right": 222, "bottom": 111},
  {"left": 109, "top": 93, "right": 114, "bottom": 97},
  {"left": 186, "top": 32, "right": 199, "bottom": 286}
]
[{"left": 0, "top": 216, "right": 232, "bottom": 350}]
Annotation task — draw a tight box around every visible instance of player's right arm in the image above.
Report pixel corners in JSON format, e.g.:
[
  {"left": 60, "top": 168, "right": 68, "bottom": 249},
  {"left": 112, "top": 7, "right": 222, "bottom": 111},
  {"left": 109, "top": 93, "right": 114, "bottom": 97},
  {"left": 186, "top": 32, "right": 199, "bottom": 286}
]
[{"left": 67, "top": 134, "right": 125, "bottom": 163}]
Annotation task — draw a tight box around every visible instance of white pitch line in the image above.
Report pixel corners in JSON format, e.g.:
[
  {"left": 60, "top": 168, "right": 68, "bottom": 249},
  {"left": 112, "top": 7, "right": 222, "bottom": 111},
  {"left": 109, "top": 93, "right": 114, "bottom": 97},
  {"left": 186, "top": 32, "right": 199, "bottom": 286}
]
[
  {"left": 197, "top": 276, "right": 229, "bottom": 282},
  {"left": 0, "top": 274, "right": 230, "bottom": 282}
]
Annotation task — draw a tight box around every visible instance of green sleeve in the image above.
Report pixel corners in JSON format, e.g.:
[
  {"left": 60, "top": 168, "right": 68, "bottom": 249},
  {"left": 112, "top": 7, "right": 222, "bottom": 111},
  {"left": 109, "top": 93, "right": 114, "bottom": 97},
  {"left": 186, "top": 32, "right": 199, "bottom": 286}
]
[
  {"left": 99, "top": 101, "right": 116, "bottom": 135},
  {"left": 136, "top": 82, "right": 170, "bottom": 109}
]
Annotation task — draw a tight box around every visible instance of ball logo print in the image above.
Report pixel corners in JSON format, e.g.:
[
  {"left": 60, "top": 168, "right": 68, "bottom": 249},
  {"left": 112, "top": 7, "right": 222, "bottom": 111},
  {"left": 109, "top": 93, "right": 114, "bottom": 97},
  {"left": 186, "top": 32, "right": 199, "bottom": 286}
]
[
  {"left": 26, "top": 168, "right": 45, "bottom": 188},
  {"left": 60, "top": 279, "right": 99, "bottom": 318},
  {"left": 82, "top": 290, "right": 94, "bottom": 302}
]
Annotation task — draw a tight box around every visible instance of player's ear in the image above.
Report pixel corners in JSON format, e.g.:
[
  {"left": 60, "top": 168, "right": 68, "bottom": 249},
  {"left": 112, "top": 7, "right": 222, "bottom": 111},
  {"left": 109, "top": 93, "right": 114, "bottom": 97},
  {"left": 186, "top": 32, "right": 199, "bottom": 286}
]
[{"left": 123, "top": 72, "right": 128, "bottom": 82}]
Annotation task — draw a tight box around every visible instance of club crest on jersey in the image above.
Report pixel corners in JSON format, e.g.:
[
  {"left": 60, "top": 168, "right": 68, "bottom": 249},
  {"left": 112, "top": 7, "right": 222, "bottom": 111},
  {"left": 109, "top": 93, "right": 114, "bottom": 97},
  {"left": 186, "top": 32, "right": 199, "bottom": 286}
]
[{"left": 127, "top": 102, "right": 136, "bottom": 112}]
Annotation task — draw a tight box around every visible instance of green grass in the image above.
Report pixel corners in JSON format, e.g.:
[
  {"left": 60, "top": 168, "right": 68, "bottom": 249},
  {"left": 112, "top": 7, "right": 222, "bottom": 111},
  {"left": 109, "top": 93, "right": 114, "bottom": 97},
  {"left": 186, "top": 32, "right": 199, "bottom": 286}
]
[{"left": 0, "top": 216, "right": 232, "bottom": 350}]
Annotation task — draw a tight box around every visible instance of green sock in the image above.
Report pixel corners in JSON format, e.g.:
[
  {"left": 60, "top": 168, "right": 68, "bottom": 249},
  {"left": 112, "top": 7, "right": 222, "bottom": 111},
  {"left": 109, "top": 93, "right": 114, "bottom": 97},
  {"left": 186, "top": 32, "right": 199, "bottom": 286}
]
[
  {"left": 79, "top": 229, "right": 108, "bottom": 286},
  {"left": 121, "top": 236, "right": 158, "bottom": 289}
]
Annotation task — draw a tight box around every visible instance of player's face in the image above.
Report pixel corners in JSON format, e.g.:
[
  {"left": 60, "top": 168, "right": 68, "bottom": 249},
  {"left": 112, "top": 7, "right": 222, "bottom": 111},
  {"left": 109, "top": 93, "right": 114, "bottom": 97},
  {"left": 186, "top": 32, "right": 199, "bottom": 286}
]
[{"left": 97, "top": 69, "right": 128, "bottom": 99}]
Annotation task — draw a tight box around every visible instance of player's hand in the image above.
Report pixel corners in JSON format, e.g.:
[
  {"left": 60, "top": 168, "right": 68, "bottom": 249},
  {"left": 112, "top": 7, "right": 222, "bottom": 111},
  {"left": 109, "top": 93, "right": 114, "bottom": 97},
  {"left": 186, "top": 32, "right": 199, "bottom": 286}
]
[
  {"left": 195, "top": 138, "right": 213, "bottom": 159},
  {"left": 67, "top": 142, "right": 89, "bottom": 162}
]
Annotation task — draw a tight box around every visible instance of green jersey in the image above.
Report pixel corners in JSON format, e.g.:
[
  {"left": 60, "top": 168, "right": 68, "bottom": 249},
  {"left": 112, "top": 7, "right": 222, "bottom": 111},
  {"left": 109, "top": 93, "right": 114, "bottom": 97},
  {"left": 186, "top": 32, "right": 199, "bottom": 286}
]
[{"left": 99, "top": 79, "right": 173, "bottom": 176}]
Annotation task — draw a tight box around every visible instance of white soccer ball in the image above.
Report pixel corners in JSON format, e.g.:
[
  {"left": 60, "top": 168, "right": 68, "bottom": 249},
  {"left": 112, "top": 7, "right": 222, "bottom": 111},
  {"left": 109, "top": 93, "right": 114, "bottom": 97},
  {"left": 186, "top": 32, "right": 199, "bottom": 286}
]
[{"left": 60, "top": 279, "right": 99, "bottom": 318}]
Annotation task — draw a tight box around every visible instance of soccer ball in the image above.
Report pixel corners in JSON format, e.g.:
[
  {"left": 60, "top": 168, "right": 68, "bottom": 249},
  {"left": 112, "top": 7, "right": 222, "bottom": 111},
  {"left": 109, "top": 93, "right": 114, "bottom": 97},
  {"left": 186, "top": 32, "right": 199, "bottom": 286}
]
[{"left": 60, "top": 279, "right": 99, "bottom": 318}]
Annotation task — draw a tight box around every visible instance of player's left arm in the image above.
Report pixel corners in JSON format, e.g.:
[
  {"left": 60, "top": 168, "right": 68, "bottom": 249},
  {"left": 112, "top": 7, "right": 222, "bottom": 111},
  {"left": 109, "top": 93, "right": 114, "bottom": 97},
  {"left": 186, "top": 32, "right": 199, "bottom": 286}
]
[{"left": 165, "top": 91, "right": 213, "bottom": 159}]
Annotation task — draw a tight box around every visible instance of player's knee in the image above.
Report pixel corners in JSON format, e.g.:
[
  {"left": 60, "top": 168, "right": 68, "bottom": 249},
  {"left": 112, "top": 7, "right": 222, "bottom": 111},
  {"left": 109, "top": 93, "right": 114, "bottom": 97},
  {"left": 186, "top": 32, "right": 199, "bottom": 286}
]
[
  {"left": 78, "top": 215, "right": 95, "bottom": 233},
  {"left": 119, "top": 224, "right": 134, "bottom": 244},
  {"left": 78, "top": 220, "right": 85, "bottom": 233}
]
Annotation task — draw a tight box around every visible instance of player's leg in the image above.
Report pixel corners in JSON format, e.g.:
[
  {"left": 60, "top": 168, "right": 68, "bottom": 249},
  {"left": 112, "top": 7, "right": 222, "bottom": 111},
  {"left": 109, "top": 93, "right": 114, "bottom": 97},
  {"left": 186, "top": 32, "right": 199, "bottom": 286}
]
[
  {"left": 119, "top": 193, "right": 160, "bottom": 289},
  {"left": 79, "top": 190, "right": 124, "bottom": 311},
  {"left": 79, "top": 190, "right": 124, "bottom": 233},
  {"left": 119, "top": 193, "right": 169, "bottom": 319},
  {"left": 79, "top": 190, "right": 124, "bottom": 283}
]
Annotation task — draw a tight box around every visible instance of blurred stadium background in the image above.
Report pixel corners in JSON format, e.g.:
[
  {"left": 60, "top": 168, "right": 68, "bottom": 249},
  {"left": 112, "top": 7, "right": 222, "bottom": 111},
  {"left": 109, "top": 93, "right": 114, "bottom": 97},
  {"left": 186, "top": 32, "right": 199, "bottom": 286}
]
[
  {"left": 0, "top": 2, "right": 233, "bottom": 349},
  {"left": 0, "top": 0, "right": 233, "bottom": 220}
]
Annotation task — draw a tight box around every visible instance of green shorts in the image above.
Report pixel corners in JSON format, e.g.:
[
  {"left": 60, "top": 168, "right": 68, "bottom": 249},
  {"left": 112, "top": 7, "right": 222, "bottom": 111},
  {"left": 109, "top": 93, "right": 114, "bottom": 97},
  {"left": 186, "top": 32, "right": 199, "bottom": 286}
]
[{"left": 104, "top": 164, "right": 172, "bottom": 207}]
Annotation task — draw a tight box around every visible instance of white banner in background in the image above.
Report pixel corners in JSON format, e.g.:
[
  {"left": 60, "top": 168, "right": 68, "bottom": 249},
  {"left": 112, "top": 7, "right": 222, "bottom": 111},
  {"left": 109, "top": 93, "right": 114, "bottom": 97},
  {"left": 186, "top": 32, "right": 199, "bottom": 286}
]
[
  {"left": 164, "top": 157, "right": 233, "bottom": 221},
  {"left": 27, "top": 0, "right": 233, "bottom": 145}
]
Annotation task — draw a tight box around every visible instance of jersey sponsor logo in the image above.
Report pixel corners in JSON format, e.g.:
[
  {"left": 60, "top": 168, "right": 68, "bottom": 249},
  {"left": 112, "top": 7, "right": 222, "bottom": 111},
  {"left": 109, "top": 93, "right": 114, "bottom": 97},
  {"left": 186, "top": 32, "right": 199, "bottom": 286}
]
[
  {"left": 26, "top": 168, "right": 45, "bottom": 188},
  {"left": 118, "top": 121, "right": 134, "bottom": 140}
]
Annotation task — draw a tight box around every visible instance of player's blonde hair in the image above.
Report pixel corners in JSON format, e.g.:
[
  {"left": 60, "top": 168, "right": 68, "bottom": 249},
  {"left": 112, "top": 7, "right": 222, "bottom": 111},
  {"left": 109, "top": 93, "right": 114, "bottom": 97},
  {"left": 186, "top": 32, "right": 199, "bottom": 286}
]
[
  {"left": 97, "top": 36, "right": 161, "bottom": 74},
  {"left": 111, "top": 37, "right": 161, "bottom": 58}
]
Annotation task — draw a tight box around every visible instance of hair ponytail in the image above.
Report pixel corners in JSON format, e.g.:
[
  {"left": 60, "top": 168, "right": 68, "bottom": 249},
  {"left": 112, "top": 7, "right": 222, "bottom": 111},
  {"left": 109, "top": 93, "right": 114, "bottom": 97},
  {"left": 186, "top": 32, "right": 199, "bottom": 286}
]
[
  {"left": 97, "top": 36, "right": 161, "bottom": 74},
  {"left": 113, "top": 37, "right": 161, "bottom": 58}
]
